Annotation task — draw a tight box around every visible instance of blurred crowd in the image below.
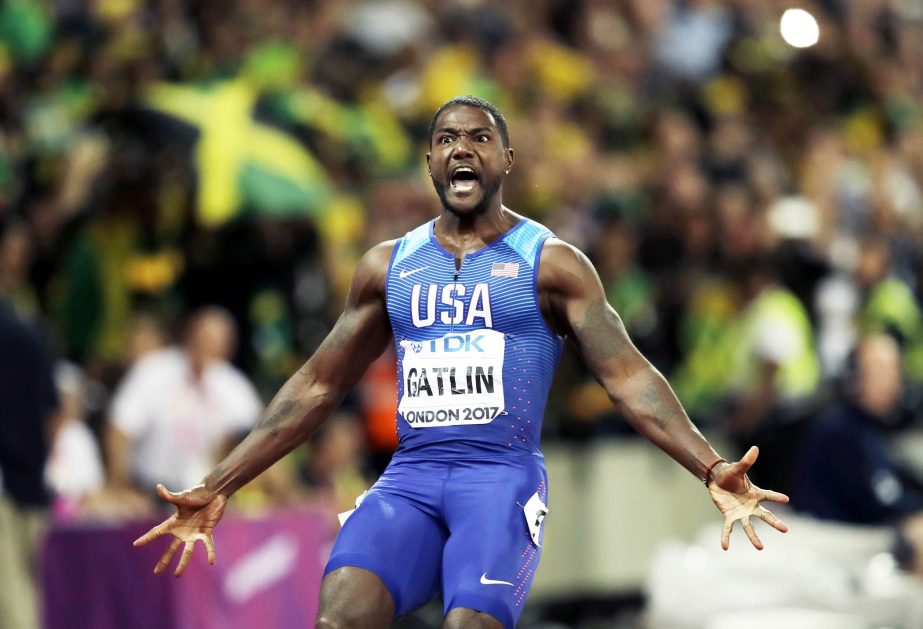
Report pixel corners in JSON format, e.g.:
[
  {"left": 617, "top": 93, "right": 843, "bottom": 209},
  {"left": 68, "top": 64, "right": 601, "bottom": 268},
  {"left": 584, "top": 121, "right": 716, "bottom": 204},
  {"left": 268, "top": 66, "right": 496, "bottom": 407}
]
[{"left": 3, "top": 0, "right": 923, "bottom": 624}]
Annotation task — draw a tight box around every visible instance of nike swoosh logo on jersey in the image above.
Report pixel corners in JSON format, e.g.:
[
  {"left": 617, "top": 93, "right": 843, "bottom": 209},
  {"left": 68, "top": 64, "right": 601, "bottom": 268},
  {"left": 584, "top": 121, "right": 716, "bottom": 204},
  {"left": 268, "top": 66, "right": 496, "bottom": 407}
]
[
  {"left": 399, "top": 266, "right": 428, "bottom": 279},
  {"left": 480, "top": 573, "right": 513, "bottom": 586}
]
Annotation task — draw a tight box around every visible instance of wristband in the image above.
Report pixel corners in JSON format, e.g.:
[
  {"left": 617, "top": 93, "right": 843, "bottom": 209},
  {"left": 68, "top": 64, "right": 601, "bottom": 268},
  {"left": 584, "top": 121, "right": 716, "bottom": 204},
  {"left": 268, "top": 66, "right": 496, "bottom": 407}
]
[{"left": 704, "top": 458, "right": 727, "bottom": 487}]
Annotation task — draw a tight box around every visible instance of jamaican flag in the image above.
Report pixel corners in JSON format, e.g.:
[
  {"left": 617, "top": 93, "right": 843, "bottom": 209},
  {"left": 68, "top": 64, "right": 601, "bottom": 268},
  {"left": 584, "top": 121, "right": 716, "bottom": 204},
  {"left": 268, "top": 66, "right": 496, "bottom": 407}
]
[{"left": 143, "top": 79, "right": 334, "bottom": 227}]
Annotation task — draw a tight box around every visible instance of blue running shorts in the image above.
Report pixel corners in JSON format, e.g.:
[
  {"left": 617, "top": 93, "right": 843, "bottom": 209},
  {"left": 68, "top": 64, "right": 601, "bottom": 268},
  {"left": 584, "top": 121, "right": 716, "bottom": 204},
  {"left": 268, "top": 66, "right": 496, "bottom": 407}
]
[{"left": 323, "top": 456, "right": 549, "bottom": 629}]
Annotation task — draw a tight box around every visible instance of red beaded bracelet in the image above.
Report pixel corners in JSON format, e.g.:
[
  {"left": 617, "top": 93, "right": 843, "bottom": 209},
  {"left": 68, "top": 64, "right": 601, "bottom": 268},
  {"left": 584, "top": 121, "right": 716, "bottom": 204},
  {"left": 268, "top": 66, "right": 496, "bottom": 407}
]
[{"left": 704, "top": 458, "right": 727, "bottom": 487}]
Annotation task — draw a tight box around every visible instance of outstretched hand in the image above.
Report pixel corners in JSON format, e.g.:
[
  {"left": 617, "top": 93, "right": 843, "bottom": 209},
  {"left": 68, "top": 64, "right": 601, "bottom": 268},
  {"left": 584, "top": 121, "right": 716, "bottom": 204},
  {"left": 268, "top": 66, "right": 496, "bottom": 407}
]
[
  {"left": 707, "top": 446, "right": 789, "bottom": 550},
  {"left": 132, "top": 483, "right": 228, "bottom": 576}
]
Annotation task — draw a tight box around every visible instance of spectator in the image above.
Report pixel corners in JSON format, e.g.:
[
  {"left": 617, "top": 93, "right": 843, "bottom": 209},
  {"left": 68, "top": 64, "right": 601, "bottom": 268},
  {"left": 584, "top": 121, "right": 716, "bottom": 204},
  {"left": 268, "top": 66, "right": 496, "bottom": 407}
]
[
  {"left": 651, "top": 0, "right": 733, "bottom": 83},
  {"left": 125, "top": 311, "right": 169, "bottom": 364},
  {"left": 105, "top": 307, "right": 262, "bottom": 500},
  {"left": 0, "top": 301, "right": 59, "bottom": 629},
  {"left": 724, "top": 255, "right": 821, "bottom": 492},
  {"left": 854, "top": 235, "right": 923, "bottom": 381},
  {"left": 793, "top": 333, "right": 923, "bottom": 525},
  {"left": 725, "top": 256, "right": 820, "bottom": 432},
  {"left": 44, "top": 362, "right": 105, "bottom": 520},
  {"left": 0, "top": 221, "right": 40, "bottom": 322}
]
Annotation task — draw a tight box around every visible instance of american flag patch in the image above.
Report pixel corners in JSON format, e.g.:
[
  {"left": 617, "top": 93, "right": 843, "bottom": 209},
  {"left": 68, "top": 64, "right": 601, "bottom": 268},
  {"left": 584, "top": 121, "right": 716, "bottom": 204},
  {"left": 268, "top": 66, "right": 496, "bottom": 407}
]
[{"left": 491, "top": 262, "right": 519, "bottom": 278}]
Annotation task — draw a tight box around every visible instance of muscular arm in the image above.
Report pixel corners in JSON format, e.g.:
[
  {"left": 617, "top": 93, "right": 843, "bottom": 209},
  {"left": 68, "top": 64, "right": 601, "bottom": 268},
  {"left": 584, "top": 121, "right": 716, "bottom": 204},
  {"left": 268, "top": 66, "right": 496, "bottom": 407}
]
[
  {"left": 539, "top": 239, "right": 721, "bottom": 480},
  {"left": 203, "top": 241, "right": 395, "bottom": 498}
]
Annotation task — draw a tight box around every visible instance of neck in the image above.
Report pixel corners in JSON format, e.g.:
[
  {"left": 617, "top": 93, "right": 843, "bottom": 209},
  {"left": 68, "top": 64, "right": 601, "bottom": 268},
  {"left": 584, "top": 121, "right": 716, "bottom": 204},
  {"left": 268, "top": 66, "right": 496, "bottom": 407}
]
[
  {"left": 856, "top": 396, "right": 893, "bottom": 421},
  {"left": 437, "top": 203, "right": 516, "bottom": 237},
  {"left": 186, "top": 353, "right": 208, "bottom": 381},
  {"left": 433, "top": 204, "right": 520, "bottom": 260}
]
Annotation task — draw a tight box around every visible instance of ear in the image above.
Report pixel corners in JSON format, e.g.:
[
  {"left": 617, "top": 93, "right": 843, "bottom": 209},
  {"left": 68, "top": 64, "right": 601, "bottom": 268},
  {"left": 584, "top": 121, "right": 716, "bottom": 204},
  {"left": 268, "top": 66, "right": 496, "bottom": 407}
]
[
  {"left": 505, "top": 148, "right": 514, "bottom": 173},
  {"left": 426, "top": 153, "right": 432, "bottom": 175}
]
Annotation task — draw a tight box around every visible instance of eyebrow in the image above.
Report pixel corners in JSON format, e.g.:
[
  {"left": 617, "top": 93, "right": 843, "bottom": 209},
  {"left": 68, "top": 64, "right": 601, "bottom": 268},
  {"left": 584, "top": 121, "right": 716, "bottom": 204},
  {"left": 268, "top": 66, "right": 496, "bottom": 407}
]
[{"left": 435, "top": 126, "right": 493, "bottom": 135}]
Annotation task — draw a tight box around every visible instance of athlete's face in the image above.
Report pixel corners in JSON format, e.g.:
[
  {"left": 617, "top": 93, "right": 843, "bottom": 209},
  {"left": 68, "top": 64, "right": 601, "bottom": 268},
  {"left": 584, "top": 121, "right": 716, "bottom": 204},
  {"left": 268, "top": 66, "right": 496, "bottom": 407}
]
[{"left": 427, "top": 106, "right": 514, "bottom": 217}]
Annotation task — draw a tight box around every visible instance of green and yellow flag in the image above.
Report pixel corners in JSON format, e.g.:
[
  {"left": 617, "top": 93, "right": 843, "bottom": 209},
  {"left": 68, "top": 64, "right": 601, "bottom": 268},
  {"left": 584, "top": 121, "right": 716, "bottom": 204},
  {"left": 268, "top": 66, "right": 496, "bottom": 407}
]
[{"left": 145, "top": 79, "right": 334, "bottom": 227}]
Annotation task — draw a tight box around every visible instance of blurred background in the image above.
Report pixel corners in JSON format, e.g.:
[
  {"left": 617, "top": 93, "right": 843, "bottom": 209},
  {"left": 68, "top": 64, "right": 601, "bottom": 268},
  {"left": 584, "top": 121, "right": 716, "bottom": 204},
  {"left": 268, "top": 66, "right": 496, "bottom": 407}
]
[{"left": 2, "top": 0, "right": 923, "bottom": 627}]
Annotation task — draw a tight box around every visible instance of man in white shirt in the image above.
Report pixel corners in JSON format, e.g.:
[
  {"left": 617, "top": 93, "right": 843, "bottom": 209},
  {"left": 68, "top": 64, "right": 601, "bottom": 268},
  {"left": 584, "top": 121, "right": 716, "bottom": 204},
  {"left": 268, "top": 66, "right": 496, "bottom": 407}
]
[{"left": 107, "top": 308, "right": 262, "bottom": 494}]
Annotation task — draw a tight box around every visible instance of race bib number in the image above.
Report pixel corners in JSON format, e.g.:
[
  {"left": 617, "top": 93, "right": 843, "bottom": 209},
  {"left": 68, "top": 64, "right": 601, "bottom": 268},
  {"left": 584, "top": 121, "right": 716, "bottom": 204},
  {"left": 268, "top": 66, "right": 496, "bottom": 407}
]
[{"left": 398, "top": 329, "right": 505, "bottom": 427}]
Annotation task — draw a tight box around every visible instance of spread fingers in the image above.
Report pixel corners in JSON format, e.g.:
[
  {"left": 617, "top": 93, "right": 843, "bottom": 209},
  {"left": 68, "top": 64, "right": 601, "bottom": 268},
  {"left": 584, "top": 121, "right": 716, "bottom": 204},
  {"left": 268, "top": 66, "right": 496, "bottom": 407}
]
[
  {"left": 174, "top": 541, "right": 196, "bottom": 577},
  {"left": 204, "top": 535, "right": 216, "bottom": 566},
  {"left": 756, "top": 506, "right": 789, "bottom": 533},
  {"left": 742, "top": 518, "right": 763, "bottom": 550},
  {"left": 154, "top": 538, "right": 181, "bottom": 575},
  {"left": 133, "top": 521, "right": 169, "bottom": 547},
  {"left": 721, "top": 518, "right": 734, "bottom": 551},
  {"left": 758, "top": 488, "right": 790, "bottom": 504}
]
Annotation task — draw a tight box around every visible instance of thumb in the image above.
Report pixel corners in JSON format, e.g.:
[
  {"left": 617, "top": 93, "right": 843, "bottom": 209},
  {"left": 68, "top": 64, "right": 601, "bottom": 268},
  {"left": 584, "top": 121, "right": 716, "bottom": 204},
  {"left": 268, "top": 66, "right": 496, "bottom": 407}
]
[
  {"left": 157, "top": 483, "right": 215, "bottom": 508},
  {"left": 733, "top": 445, "right": 759, "bottom": 474},
  {"left": 155, "top": 483, "right": 180, "bottom": 504}
]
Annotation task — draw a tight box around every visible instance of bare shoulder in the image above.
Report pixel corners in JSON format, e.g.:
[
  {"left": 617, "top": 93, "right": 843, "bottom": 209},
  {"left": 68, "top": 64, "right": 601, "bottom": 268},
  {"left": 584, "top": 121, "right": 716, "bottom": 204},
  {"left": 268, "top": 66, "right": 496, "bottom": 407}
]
[
  {"left": 359, "top": 239, "right": 399, "bottom": 272},
  {"left": 538, "top": 237, "right": 602, "bottom": 296},
  {"left": 350, "top": 239, "right": 398, "bottom": 302},
  {"left": 535, "top": 237, "right": 606, "bottom": 336},
  {"left": 540, "top": 237, "right": 591, "bottom": 267}
]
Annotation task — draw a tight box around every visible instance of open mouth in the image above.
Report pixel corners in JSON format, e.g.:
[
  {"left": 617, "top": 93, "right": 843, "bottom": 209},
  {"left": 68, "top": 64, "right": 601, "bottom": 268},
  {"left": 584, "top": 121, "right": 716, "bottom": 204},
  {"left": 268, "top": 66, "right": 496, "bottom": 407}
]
[{"left": 450, "top": 167, "right": 479, "bottom": 192}]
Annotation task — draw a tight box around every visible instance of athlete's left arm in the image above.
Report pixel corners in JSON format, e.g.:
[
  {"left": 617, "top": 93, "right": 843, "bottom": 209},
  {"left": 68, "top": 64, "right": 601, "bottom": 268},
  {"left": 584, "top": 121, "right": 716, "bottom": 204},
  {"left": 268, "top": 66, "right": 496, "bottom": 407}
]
[{"left": 538, "top": 239, "right": 789, "bottom": 549}]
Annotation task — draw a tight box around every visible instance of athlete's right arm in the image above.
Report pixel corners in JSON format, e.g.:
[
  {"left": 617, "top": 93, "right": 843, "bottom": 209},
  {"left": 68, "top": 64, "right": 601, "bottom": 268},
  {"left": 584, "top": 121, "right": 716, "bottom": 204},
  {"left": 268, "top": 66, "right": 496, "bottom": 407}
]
[
  {"left": 132, "top": 241, "right": 396, "bottom": 575},
  {"left": 202, "top": 240, "right": 395, "bottom": 497}
]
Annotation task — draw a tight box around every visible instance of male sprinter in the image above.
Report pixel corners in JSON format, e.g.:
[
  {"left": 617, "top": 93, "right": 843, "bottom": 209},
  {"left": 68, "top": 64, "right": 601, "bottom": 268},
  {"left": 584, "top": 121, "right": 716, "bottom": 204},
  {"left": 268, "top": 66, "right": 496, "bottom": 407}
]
[{"left": 134, "top": 96, "right": 789, "bottom": 628}]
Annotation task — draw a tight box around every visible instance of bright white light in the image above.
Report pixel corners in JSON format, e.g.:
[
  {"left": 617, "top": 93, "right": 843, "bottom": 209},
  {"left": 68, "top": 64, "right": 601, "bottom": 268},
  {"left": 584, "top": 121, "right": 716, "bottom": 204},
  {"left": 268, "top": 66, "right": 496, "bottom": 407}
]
[{"left": 780, "top": 8, "right": 820, "bottom": 48}]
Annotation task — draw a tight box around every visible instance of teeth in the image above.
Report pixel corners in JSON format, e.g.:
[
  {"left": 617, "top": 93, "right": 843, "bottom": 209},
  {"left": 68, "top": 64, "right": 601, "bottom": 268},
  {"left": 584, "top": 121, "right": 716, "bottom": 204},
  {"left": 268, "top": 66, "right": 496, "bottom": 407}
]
[
  {"left": 450, "top": 166, "right": 477, "bottom": 191},
  {"left": 451, "top": 179, "right": 477, "bottom": 192}
]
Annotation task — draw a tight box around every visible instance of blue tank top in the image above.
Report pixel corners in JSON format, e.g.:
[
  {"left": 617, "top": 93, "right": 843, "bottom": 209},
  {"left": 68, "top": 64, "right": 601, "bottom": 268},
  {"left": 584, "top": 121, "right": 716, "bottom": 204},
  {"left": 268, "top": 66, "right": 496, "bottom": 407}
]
[{"left": 385, "top": 218, "right": 563, "bottom": 459}]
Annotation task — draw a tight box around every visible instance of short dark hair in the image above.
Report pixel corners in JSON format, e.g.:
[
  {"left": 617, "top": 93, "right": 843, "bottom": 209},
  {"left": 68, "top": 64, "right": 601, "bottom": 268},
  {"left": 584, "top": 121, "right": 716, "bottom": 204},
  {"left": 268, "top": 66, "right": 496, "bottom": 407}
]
[{"left": 429, "top": 95, "right": 510, "bottom": 148}]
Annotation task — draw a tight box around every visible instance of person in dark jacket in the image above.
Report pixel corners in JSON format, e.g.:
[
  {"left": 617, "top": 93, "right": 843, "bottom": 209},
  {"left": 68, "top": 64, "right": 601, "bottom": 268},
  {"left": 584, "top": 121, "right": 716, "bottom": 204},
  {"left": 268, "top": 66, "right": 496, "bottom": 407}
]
[
  {"left": 0, "top": 301, "right": 59, "bottom": 629},
  {"left": 794, "top": 333, "right": 923, "bottom": 524}
]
